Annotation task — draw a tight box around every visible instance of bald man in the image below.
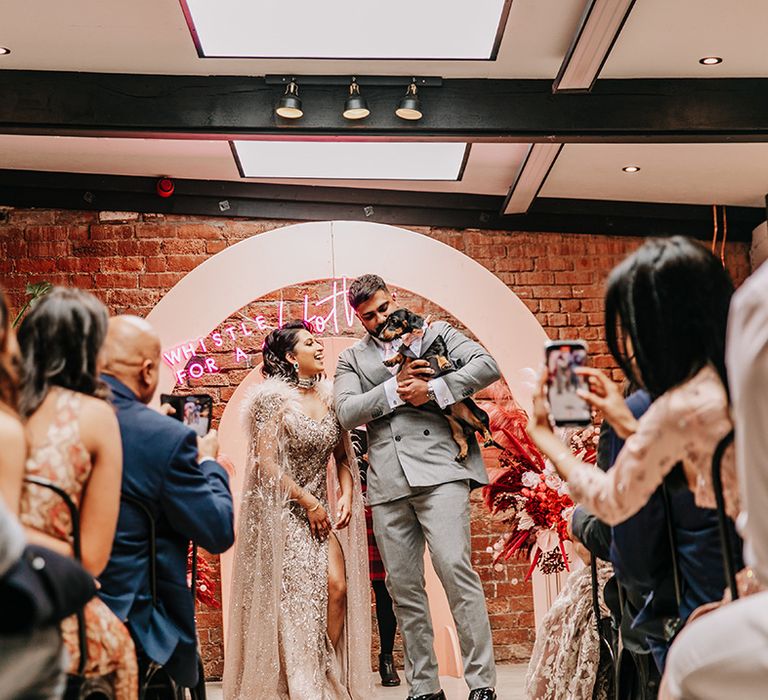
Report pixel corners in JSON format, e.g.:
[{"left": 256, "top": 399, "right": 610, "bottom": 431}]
[{"left": 97, "top": 316, "right": 234, "bottom": 690}]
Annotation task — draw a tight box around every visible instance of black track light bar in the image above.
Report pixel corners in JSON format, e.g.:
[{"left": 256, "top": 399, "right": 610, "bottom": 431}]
[{"left": 265, "top": 75, "right": 442, "bottom": 88}]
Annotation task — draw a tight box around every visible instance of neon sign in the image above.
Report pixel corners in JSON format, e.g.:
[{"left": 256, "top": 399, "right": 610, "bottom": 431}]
[{"left": 164, "top": 278, "right": 357, "bottom": 385}]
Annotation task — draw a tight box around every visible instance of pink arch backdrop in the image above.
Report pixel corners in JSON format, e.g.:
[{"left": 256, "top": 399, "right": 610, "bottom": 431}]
[{"left": 145, "top": 221, "right": 553, "bottom": 675}]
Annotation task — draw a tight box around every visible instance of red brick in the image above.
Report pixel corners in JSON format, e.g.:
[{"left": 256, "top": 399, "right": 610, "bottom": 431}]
[
  {"left": 101, "top": 257, "right": 143, "bottom": 272},
  {"left": 58, "top": 257, "right": 101, "bottom": 273},
  {"left": 139, "top": 272, "right": 186, "bottom": 289},
  {"left": 166, "top": 254, "right": 209, "bottom": 272},
  {"left": 17, "top": 258, "right": 56, "bottom": 273},
  {"left": 90, "top": 224, "right": 135, "bottom": 241},
  {"left": 94, "top": 273, "right": 139, "bottom": 288},
  {"left": 135, "top": 223, "right": 178, "bottom": 238},
  {"left": 175, "top": 224, "right": 223, "bottom": 240},
  {"left": 145, "top": 257, "right": 166, "bottom": 272},
  {"left": 161, "top": 239, "right": 206, "bottom": 254},
  {"left": 27, "top": 241, "right": 69, "bottom": 257}
]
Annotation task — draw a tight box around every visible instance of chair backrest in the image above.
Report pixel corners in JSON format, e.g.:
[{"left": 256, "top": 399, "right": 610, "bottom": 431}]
[
  {"left": 23, "top": 476, "right": 88, "bottom": 676},
  {"left": 711, "top": 429, "right": 739, "bottom": 601}
]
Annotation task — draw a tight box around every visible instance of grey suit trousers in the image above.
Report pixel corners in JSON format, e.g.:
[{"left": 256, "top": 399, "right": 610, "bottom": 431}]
[{"left": 372, "top": 480, "right": 496, "bottom": 696}]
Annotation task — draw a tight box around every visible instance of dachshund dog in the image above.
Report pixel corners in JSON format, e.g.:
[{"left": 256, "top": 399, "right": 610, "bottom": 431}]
[{"left": 378, "top": 308, "right": 498, "bottom": 461}]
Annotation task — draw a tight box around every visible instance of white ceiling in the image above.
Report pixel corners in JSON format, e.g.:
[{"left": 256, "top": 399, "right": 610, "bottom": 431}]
[
  {"left": 0, "top": 135, "right": 528, "bottom": 196},
  {"left": 602, "top": 0, "right": 768, "bottom": 78},
  {"left": 541, "top": 143, "right": 768, "bottom": 207},
  {"left": 2, "top": 0, "right": 767, "bottom": 78},
  {"left": 0, "top": 1, "right": 767, "bottom": 211},
  {"left": 0, "top": 0, "right": 586, "bottom": 78}
]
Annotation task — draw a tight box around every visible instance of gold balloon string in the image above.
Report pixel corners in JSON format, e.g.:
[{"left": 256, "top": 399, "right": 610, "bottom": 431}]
[{"left": 711, "top": 204, "right": 719, "bottom": 255}]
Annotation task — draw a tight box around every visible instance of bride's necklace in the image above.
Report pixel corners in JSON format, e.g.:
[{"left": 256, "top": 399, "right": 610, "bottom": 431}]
[{"left": 294, "top": 374, "right": 320, "bottom": 390}]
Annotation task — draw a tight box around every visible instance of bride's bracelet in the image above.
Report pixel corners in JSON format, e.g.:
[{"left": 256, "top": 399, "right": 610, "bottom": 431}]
[{"left": 307, "top": 500, "right": 322, "bottom": 513}]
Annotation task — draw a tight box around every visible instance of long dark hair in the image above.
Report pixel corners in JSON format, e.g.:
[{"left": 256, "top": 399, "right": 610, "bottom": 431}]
[
  {"left": 18, "top": 287, "right": 110, "bottom": 418},
  {"left": 605, "top": 236, "right": 734, "bottom": 399},
  {"left": 0, "top": 288, "right": 19, "bottom": 412},
  {"left": 261, "top": 320, "right": 312, "bottom": 380}
]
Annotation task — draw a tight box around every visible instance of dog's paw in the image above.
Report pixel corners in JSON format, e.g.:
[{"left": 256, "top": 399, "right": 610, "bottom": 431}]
[{"left": 456, "top": 449, "right": 469, "bottom": 462}]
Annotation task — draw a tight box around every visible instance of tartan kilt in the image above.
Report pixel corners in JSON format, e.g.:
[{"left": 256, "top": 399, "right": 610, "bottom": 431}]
[{"left": 365, "top": 505, "right": 386, "bottom": 581}]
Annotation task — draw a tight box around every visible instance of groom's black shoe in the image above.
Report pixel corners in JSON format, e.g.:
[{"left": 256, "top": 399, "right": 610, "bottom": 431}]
[
  {"left": 406, "top": 691, "right": 446, "bottom": 700},
  {"left": 379, "top": 653, "right": 401, "bottom": 686},
  {"left": 468, "top": 689, "right": 497, "bottom": 700}
]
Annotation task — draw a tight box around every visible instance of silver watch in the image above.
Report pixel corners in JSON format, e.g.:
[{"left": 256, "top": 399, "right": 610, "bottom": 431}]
[{"left": 426, "top": 384, "right": 437, "bottom": 403}]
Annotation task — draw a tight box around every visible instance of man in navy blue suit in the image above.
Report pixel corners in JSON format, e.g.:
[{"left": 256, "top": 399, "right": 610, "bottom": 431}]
[{"left": 97, "top": 316, "right": 235, "bottom": 688}]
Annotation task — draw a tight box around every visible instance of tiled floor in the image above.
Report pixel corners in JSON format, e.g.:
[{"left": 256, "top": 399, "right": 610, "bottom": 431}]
[{"left": 206, "top": 663, "right": 528, "bottom": 699}]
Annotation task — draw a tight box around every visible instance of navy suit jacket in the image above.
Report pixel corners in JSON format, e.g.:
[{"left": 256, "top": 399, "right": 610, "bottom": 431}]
[{"left": 98, "top": 376, "right": 234, "bottom": 687}]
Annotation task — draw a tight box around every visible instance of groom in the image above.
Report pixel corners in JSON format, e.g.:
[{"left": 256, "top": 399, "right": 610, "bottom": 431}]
[{"left": 334, "top": 274, "right": 498, "bottom": 700}]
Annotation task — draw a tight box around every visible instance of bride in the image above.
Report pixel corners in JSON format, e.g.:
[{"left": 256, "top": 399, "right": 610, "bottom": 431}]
[{"left": 224, "top": 320, "right": 372, "bottom": 699}]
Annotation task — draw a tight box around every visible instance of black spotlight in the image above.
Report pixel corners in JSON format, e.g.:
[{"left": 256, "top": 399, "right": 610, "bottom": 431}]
[
  {"left": 395, "top": 81, "right": 422, "bottom": 121},
  {"left": 276, "top": 79, "right": 303, "bottom": 119},
  {"left": 343, "top": 78, "right": 370, "bottom": 120}
]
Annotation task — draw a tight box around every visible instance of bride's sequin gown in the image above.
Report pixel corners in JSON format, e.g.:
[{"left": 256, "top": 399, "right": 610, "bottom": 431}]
[
  {"left": 277, "top": 411, "right": 349, "bottom": 698},
  {"left": 224, "top": 379, "right": 371, "bottom": 700}
]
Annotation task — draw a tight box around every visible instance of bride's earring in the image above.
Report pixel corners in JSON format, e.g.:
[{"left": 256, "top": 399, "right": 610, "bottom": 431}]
[{"left": 292, "top": 361, "right": 299, "bottom": 371}]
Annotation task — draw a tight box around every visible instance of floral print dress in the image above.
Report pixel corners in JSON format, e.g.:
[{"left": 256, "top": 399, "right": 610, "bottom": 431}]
[{"left": 19, "top": 388, "right": 138, "bottom": 700}]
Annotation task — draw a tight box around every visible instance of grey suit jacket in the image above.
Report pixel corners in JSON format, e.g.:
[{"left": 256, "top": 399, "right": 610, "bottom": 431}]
[{"left": 334, "top": 321, "right": 501, "bottom": 505}]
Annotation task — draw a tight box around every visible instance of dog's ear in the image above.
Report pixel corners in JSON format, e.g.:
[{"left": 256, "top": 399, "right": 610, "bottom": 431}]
[{"left": 404, "top": 309, "right": 424, "bottom": 328}]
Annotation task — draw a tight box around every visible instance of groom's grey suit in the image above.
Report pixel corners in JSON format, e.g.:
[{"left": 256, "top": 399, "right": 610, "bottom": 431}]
[{"left": 334, "top": 321, "right": 499, "bottom": 696}]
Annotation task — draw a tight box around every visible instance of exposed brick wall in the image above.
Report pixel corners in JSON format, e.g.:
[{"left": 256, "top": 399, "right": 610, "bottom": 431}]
[{"left": 0, "top": 207, "right": 751, "bottom": 681}]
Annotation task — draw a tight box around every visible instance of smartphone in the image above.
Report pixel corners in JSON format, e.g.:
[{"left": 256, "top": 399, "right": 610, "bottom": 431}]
[
  {"left": 159, "top": 393, "right": 213, "bottom": 437},
  {"left": 544, "top": 340, "right": 591, "bottom": 427}
]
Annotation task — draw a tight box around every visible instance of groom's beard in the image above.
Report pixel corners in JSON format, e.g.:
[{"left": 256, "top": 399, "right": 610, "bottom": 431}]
[{"left": 368, "top": 320, "right": 389, "bottom": 340}]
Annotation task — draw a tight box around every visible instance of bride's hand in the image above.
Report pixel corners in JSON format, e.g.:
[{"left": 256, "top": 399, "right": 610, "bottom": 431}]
[
  {"left": 335, "top": 491, "right": 352, "bottom": 530},
  {"left": 307, "top": 501, "right": 332, "bottom": 540}
]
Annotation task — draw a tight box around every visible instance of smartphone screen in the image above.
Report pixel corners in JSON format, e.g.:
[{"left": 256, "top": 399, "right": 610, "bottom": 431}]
[
  {"left": 545, "top": 341, "right": 591, "bottom": 426},
  {"left": 160, "top": 393, "right": 213, "bottom": 437}
]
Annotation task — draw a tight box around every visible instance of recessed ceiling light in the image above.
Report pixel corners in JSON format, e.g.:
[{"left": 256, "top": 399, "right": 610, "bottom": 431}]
[
  {"left": 699, "top": 56, "right": 723, "bottom": 65},
  {"left": 622, "top": 166, "right": 641, "bottom": 173},
  {"left": 232, "top": 141, "right": 468, "bottom": 180},
  {"left": 0, "top": 47, "right": 10, "bottom": 56}
]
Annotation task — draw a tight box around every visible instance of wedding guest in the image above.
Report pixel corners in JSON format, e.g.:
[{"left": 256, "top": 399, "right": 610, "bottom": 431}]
[
  {"left": 663, "top": 259, "right": 768, "bottom": 699},
  {"left": 352, "top": 428, "right": 401, "bottom": 687},
  {"left": 0, "top": 287, "right": 66, "bottom": 700},
  {"left": 526, "top": 238, "right": 743, "bottom": 675},
  {"left": 528, "top": 236, "right": 740, "bottom": 528},
  {"left": 97, "top": 315, "right": 234, "bottom": 689},
  {"left": 525, "top": 536, "right": 613, "bottom": 699},
  {"left": 574, "top": 386, "right": 737, "bottom": 676},
  {"left": 17, "top": 287, "right": 137, "bottom": 699}
]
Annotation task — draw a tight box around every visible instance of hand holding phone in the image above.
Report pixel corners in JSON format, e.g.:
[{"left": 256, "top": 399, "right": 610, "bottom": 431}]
[
  {"left": 159, "top": 393, "right": 213, "bottom": 437},
  {"left": 544, "top": 340, "right": 591, "bottom": 426}
]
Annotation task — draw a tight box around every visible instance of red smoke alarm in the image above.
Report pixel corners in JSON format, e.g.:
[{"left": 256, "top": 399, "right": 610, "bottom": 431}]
[{"left": 156, "top": 177, "right": 175, "bottom": 198}]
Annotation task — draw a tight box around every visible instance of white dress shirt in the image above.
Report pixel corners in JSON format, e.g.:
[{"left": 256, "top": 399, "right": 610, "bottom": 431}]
[
  {"left": 370, "top": 331, "right": 455, "bottom": 411},
  {"left": 726, "top": 260, "right": 768, "bottom": 585}
]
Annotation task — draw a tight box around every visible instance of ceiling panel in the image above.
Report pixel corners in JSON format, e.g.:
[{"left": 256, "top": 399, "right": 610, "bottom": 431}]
[
  {"left": 0, "top": 0, "right": 587, "bottom": 78},
  {"left": 541, "top": 143, "right": 768, "bottom": 207},
  {"left": 602, "top": 0, "right": 768, "bottom": 77},
  {"left": 183, "top": 0, "right": 508, "bottom": 60},
  {"left": 0, "top": 135, "right": 528, "bottom": 195}
]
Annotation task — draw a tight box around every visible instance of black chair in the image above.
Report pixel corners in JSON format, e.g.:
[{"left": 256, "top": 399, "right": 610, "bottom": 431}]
[
  {"left": 711, "top": 429, "right": 739, "bottom": 601},
  {"left": 121, "top": 493, "right": 206, "bottom": 700},
  {"left": 590, "top": 557, "right": 618, "bottom": 698},
  {"left": 23, "top": 475, "right": 116, "bottom": 700}
]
